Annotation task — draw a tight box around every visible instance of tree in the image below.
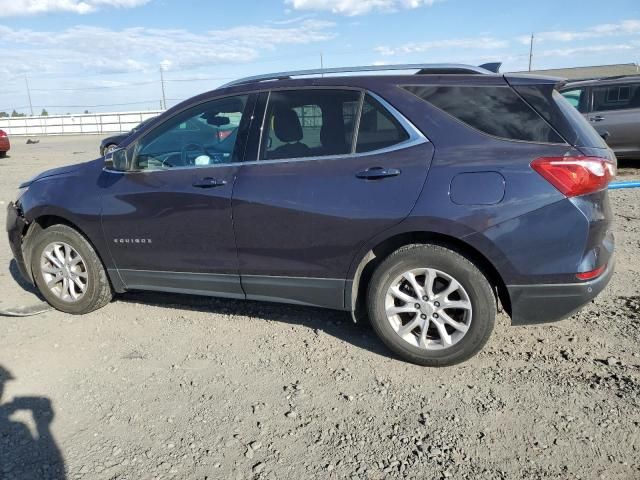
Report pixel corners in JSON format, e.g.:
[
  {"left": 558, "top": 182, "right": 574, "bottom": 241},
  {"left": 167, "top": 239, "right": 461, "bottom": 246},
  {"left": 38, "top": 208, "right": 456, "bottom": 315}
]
[
  {"left": 40, "top": 109, "right": 49, "bottom": 116},
  {"left": 11, "top": 110, "right": 26, "bottom": 117},
  {"left": 0, "top": 112, "right": 8, "bottom": 118},
  {"left": 84, "top": 110, "right": 90, "bottom": 114}
]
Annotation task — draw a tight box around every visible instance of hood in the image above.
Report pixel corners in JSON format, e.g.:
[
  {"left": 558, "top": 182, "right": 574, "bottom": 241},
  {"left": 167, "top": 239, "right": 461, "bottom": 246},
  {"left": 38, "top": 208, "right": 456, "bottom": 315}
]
[{"left": 19, "top": 159, "right": 97, "bottom": 188}]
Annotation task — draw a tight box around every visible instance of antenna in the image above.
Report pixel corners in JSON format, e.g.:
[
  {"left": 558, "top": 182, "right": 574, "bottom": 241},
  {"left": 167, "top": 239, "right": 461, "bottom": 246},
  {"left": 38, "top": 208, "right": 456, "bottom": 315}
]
[{"left": 528, "top": 33, "right": 535, "bottom": 72}]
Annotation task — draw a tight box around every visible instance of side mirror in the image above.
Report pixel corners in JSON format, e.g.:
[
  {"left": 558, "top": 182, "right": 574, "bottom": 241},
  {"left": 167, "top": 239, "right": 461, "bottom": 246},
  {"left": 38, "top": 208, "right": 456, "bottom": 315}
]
[
  {"left": 600, "top": 131, "right": 611, "bottom": 141},
  {"left": 105, "top": 148, "right": 130, "bottom": 171}
]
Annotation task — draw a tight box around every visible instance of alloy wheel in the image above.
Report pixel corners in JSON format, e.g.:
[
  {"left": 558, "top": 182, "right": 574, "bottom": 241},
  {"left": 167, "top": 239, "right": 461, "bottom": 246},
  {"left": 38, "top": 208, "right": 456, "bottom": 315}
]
[{"left": 385, "top": 268, "right": 472, "bottom": 350}]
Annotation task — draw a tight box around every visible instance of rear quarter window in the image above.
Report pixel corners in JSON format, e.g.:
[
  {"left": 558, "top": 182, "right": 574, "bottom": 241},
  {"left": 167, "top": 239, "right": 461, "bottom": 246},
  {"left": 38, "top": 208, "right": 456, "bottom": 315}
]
[{"left": 404, "top": 85, "right": 564, "bottom": 144}]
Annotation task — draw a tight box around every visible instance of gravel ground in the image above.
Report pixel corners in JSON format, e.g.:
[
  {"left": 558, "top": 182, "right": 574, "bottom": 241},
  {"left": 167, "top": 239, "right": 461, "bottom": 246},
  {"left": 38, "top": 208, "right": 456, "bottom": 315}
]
[{"left": 0, "top": 136, "right": 639, "bottom": 480}]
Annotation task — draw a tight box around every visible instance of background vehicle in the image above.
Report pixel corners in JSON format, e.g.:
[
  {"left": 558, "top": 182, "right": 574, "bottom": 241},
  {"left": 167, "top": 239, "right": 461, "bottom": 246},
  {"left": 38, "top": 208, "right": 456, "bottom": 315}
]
[
  {"left": 100, "top": 116, "right": 156, "bottom": 156},
  {"left": 7, "top": 64, "right": 615, "bottom": 366},
  {"left": 0, "top": 129, "right": 10, "bottom": 157},
  {"left": 560, "top": 75, "right": 640, "bottom": 159}
]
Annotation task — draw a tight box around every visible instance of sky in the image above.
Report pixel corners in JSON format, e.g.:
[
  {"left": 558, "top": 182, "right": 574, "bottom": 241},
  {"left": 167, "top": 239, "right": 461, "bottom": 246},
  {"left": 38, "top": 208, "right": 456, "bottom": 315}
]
[{"left": 1, "top": 0, "right": 640, "bottom": 114}]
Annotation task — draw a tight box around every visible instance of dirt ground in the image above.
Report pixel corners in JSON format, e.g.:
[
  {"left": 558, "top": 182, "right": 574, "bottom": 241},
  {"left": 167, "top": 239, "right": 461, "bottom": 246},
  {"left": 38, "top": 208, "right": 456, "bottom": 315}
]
[{"left": 0, "top": 136, "right": 639, "bottom": 480}]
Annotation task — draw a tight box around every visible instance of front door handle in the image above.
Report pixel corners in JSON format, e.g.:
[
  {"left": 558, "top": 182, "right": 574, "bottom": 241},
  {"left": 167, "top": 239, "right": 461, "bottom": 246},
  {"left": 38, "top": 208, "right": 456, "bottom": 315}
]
[
  {"left": 590, "top": 115, "right": 605, "bottom": 122},
  {"left": 192, "top": 177, "right": 227, "bottom": 188},
  {"left": 356, "top": 167, "right": 401, "bottom": 180}
]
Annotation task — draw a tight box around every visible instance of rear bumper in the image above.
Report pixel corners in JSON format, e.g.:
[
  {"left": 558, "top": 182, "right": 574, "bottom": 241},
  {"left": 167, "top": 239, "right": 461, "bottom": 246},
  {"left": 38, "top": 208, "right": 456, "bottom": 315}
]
[
  {"left": 507, "top": 260, "right": 614, "bottom": 325},
  {"left": 6, "top": 201, "right": 31, "bottom": 283},
  {"left": 0, "top": 138, "right": 9, "bottom": 152}
]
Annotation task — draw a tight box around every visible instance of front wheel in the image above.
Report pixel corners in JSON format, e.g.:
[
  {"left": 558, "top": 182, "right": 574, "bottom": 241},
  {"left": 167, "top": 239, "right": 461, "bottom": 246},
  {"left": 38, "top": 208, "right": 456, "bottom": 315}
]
[
  {"left": 30, "top": 224, "right": 113, "bottom": 314},
  {"left": 367, "top": 244, "right": 496, "bottom": 367}
]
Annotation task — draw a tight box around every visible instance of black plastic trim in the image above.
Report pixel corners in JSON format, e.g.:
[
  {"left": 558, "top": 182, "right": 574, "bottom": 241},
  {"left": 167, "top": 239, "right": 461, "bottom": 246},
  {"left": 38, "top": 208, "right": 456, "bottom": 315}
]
[
  {"left": 507, "top": 261, "right": 614, "bottom": 325},
  {"left": 242, "top": 275, "right": 346, "bottom": 310}
]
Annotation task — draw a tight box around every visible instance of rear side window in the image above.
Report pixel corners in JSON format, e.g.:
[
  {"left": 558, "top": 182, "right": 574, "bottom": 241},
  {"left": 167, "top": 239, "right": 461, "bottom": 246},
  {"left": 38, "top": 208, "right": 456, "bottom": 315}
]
[
  {"left": 404, "top": 85, "right": 564, "bottom": 144},
  {"left": 261, "top": 89, "right": 360, "bottom": 160},
  {"left": 593, "top": 84, "right": 640, "bottom": 112},
  {"left": 356, "top": 95, "right": 409, "bottom": 153}
]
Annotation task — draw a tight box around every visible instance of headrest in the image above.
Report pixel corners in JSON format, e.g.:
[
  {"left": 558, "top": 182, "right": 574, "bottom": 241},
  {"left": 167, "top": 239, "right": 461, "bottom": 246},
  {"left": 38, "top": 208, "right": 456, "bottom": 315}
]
[{"left": 273, "top": 108, "right": 303, "bottom": 143}]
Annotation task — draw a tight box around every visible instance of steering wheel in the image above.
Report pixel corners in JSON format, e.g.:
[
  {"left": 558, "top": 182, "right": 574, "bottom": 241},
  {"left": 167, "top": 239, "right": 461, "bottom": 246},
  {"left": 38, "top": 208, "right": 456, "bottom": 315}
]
[{"left": 181, "top": 143, "right": 207, "bottom": 166}]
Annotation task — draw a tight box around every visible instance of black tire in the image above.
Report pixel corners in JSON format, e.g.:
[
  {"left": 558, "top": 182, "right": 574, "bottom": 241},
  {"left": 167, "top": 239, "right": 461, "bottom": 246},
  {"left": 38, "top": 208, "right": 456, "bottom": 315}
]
[
  {"left": 30, "top": 224, "right": 113, "bottom": 314},
  {"left": 0, "top": 151, "right": 6, "bottom": 158},
  {"left": 367, "top": 243, "right": 496, "bottom": 367}
]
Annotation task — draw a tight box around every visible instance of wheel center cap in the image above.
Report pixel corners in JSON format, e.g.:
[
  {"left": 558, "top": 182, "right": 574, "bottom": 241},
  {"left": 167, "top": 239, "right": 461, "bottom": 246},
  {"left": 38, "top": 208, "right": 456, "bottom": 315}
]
[{"left": 421, "top": 301, "right": 435, "bottom": 317}]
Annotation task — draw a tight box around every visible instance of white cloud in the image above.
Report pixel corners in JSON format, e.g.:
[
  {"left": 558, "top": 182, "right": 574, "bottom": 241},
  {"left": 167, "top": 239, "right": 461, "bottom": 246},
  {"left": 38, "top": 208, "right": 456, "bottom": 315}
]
[
  {"left": 0, "top": 20, "right": 336, "bottom": 76},
  {"left": 0, "top": 0, "right": 150, "bottom": 17},
  {"left": 375, "top": 37, "right": 508, "bottom": 56},
  {"left": 517, "top": 19, "right": 640, "bottom": 44},
  {"left": 285, "top": 0, "right": 438, "bottom": 16}
]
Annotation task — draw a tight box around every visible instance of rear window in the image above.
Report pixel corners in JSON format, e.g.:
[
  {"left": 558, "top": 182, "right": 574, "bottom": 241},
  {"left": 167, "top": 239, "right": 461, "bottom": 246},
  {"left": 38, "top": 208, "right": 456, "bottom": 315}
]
[
  {"left": 404, "top": 85, "right": 564, "bottom": 144},
  {"left": 515, "top": 84, "right": 607, "bottom": 149}
]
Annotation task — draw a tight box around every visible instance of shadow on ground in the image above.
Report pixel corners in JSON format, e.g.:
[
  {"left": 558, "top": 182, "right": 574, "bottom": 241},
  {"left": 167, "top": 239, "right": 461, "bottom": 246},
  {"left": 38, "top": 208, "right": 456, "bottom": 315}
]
[
  {"left": 0, "top": 365, "right": 66, "bottom": 479},
  {"left": 8, "top": 260, "right": 41, "bottom": 297},
  {"left": 118, "top": 290, "right": 396, "bottom": 361}
]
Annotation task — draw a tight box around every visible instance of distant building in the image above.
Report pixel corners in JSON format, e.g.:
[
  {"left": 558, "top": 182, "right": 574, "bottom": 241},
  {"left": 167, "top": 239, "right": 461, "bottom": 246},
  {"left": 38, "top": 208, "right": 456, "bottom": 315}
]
[{"left": 514, "top": 63, "right": 640, "bottom": 80}]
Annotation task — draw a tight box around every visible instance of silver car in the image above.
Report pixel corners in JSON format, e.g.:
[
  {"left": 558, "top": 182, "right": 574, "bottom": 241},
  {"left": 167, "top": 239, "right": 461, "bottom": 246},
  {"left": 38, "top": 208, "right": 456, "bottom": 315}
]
[{"left": 560, "top": 76, "right": 640, "bottom": 159}]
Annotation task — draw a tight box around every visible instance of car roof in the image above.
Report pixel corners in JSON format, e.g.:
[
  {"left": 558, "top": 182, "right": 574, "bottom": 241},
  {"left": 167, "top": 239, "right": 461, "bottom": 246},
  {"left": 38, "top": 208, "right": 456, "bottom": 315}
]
[{"left": 562, "top": 75, "right": 640, "bottom": 89}]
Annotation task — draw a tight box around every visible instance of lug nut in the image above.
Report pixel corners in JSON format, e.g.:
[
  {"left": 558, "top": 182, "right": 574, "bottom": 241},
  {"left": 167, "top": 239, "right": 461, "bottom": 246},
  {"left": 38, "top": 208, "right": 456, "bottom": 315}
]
[
  {"left": 415, "top": 303, "right": 421, "bottom": 309},
  {"left": 420, "top": 314, "right": 427, "bottom": 320},
  {"left": 422, "top": 296, "right": 428, "bottom": 301},
  {"left": 434, "top": 301, "right": 440, "bottom": 307},
  {"left": 433, "top": 313, "right": 439, "bottom": 319}
]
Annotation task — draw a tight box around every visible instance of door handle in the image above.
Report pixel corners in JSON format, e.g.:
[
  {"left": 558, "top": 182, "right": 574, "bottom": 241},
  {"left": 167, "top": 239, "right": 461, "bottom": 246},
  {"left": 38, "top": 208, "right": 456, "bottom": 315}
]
[
  {"left": 356, "top": 167, "right": 401, "bottom": 180},
  {"left": 590, "top": 115, "right": 605, "bottom": 122},
  {"left": 192, "top": 177, "right": 227, "bottom": 188}
]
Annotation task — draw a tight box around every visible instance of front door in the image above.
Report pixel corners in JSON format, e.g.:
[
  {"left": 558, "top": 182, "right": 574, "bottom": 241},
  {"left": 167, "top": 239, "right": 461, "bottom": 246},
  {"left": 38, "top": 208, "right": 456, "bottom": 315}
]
[
  {"left": 100, "top": 93, "right": 255, "bottom": 298},
  {"left": 232, "top": 89, "right": 433, "bottom": 309}
]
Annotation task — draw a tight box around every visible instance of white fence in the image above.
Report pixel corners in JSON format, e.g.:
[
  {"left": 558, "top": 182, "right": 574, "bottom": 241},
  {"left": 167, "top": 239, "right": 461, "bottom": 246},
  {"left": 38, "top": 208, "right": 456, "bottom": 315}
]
[{"left": 0, "top": 110, "right": 164, "bottom": 136}]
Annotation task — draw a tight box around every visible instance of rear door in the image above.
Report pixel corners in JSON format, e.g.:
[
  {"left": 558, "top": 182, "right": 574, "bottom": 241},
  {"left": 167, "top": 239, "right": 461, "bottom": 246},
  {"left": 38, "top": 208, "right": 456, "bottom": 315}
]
[
  {"left": 232, "top": 88, "right": 433, "bottom": 309},
  {"left": 589, "top": 82, "right": 640, "bottom": 156}
]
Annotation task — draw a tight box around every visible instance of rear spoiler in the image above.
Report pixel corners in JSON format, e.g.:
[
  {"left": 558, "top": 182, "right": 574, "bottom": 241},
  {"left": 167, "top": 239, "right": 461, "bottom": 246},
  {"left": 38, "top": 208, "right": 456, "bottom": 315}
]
[{"left": 479, "top": 62, "right": 502, "bottom": 73}]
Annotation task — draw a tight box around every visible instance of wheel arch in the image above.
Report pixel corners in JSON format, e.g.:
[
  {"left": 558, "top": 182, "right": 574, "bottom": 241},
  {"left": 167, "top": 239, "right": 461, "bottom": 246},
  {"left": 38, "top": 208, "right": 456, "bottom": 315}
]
[
  {"left": 347, "top": 231, "right": 511, "bottom": 322},
  {"left": 21, "top": 213, "right": 124, "bottom": 292}
]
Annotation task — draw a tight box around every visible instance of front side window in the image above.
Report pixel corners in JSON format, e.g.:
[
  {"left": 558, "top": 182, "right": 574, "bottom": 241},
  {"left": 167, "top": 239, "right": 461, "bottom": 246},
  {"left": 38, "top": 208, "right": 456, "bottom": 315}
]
[
  {"left": 404, "top": 85, "right": 564, "bottom": 144},
  {"left": 593, "top": 84, "right": 640, "bottom": 112},
  {"left": 261, "top": 89, "right": 360, "bottom": 160},
  {"left": 133, "top": 95, "right": 249, "bottom": 171}
]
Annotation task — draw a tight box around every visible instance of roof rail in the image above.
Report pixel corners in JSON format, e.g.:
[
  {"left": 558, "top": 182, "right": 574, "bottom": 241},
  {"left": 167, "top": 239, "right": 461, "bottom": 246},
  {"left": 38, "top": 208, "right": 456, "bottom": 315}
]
[{"left": 221, "top": 63, "right": 495, "bottom": 88}]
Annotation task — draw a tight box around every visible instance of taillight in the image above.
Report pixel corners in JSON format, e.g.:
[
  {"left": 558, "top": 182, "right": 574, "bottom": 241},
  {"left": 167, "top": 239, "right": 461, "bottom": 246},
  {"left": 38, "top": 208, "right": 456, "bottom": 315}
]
[
  {"left": 0, "top": 130, "right": 6, "bottom": 137},
  {"left": 531, "top": 156, "right": 616, "bottom": 197},
  {"left": 576, "top": 264, "right": 607, "bottom": 281}
]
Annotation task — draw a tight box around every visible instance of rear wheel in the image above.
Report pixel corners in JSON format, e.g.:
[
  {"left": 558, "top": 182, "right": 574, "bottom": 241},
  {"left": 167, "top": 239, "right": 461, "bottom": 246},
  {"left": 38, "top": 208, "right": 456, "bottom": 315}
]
[
  {"left": 367, "top": 243, "right": 496, "bottom": 366},
  {"left": 30, "top": 224, "right": 113, "bottom": 314}
]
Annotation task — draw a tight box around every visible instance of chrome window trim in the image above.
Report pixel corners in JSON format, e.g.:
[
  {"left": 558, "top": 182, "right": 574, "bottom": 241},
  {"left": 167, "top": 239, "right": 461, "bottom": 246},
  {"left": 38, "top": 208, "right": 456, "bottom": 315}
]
[
  {"left": 254, "top": 89, "right": 428, "bottom": 166},
  {"left": 109, "top": 88, "right": 429, "bottom": 174}
]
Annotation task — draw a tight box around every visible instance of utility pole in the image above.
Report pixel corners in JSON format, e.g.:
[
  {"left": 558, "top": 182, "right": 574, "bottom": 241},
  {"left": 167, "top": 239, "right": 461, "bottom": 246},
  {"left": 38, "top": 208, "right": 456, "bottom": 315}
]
[
  {"left": 159, "top": 66, "right": 167, "bottom": 110},
  {"left": 25, "top": 75, "right": 34, "bottom": 116},
  {"left": 528, "top": 33, "right": 535, "bottom": 72}
]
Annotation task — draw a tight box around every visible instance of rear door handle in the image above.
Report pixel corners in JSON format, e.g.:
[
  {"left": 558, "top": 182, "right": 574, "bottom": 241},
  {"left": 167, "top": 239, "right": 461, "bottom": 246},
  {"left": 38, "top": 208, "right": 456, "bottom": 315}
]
[
  {"left": 590, "top": 115, "right": 605, "bottom": 122},
  {"left": 192, "top": 177, "right": 227, "bottom": 188},
  {"left": 356, "top": 167, "right": 401, "bottom": 180}
]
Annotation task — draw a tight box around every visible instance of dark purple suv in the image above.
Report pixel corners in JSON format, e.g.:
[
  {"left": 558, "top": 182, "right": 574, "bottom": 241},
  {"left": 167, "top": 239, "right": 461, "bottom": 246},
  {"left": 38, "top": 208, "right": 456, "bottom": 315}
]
[{"left": 6, "top": 64, "right": 616, "bottom": 366}]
